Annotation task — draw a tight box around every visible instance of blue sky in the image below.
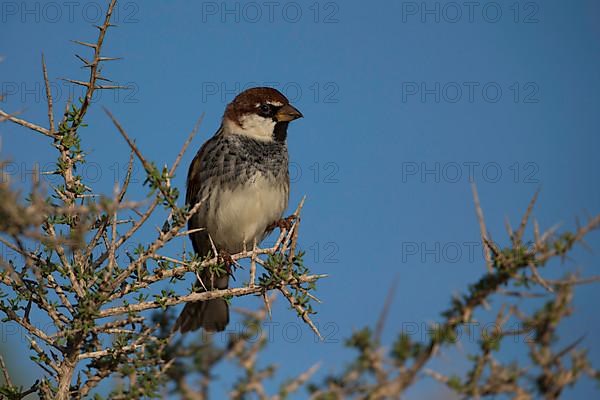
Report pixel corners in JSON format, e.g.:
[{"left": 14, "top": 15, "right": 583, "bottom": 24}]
[{"left": 2, "top": 0, "right": 600, "bottom": 398}]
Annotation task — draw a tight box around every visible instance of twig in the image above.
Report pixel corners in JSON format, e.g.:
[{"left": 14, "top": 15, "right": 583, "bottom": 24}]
[
  {"left": 374, "top": 275, "right": 400, "bottom": 343},
  {"left": 514, "top": 189, "right": 540, "bottom": 245},
  {"left": 0, "top": 355, "right": 13, "bottom": 387},
  {"left": 249, "top": 238, "right": 258, "bottom": 287},
  {"left": 279, "top": 285, "right": 323, "bottom": 340},
  {"left": 273, "top": 363, "right": 321, "bottom": 400},
  {"left": 528, "top": 261, "right": 553, "bottom": 293},
  {"left": 0, "top": 110, "right": 52, "bottom": 137},
  {"left": 41, "top": 54, "right": 55, "bottom": 134},
  {"left": 169, "top": 114, "right": 204, "bottom": 177},
  {"left": 471, "top": 183, "right": 493, "bottom": 272}
]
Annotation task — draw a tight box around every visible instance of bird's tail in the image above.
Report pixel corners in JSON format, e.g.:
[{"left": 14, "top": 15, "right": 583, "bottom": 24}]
[{"left": 174, "top": 272, "right": 229, "bottom": 333}]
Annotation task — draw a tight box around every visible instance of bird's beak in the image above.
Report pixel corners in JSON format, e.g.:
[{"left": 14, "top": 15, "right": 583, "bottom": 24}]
[{"left": 275, "top": 104, "right": 303, "bottom": 122}]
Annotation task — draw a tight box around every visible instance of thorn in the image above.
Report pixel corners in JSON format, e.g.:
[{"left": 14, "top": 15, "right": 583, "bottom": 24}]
[
  {"left": 62, "top": 78, "right": 91, "bottom": 87},
  {"left": 262, "top": 292, "right": 272, "bottom": 320},
  {"left": 96, "top": 85, "right": 127, "bottom": 90},
  {"left": 74, "top": 54, "right": 91, "bottom": 66},
  {"left": 98, "top": 23, "right": 118, "bottom": 29},
  {"left": 71, "top": 40, "right": 97, "bottom": 49},
  {"left": 98, "top": 56, "right": 122, "bottom": 62}
]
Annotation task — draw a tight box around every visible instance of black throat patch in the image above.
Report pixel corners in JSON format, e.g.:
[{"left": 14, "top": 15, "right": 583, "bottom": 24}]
[{"left": 273, "top": 121, "right": 289, "bottom": 142}]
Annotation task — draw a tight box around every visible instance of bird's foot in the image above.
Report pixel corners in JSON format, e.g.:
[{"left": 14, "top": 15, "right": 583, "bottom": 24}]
[
  {"left": 268, "top": 215, "right": 297, "bottom": 232},
  {"left": 218, "top": 250, "right": 237, "bottom": 280}
]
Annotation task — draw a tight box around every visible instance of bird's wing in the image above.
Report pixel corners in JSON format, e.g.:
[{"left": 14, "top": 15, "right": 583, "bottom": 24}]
[
  {"left": 185, "top": 125, "right": 224, "bottom": 207},
  {"left": 185, "top": 126, "right": 226, "bottom": 257},
  {"left": 185, "top": 146, "right": 205, "bottom": 209}
]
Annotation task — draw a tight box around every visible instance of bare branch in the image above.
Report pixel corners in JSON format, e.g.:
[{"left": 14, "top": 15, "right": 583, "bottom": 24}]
[
  {"left": 41, "top": 54, "right": 55, "bottom": 134},
  {"left": 471, "top": 183, "right": 493, "bottom": 272}
]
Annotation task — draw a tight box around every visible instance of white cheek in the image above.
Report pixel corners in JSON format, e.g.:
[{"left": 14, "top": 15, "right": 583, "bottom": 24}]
[{"left": 234, "top": 114, "right": 276, "bottom": 141}]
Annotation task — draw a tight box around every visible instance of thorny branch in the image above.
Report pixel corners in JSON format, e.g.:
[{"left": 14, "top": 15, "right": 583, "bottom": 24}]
[
  {"left": 0, "top": 2, "right": 325, "bottom": 399},
  {"left": 308, "top": 190, "right": 600, "bottom": 400},
  {"left": 1, "top": 1, "right": 600, "bottom": 399}
]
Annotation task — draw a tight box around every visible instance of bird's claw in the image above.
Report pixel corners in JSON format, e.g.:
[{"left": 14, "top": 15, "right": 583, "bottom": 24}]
[
  {"left": 268, "top": 215, "right": 297, "bottom": 232},
  {"left": 218, "top": 250, "right": 237, "bottom": 279}
]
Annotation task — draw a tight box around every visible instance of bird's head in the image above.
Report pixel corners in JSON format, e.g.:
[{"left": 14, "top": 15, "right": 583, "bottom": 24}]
[{"left": 222, "top": 87, "right": 303, "bottom": 142}]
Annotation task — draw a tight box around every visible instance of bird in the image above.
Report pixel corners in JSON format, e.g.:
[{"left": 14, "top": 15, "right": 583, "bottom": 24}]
[{"left": 174, "top": 87, "right": 303, "bottom": 333}]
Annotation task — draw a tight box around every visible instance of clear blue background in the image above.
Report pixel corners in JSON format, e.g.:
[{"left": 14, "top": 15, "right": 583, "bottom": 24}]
[{"left": 1, "top": 0, "right": 600, "bottom": 398}]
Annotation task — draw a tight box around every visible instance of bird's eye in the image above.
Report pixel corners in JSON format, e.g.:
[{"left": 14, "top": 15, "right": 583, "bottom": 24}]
[{"left": 259, "top": 104, "right": 271, "bottom": 115}]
